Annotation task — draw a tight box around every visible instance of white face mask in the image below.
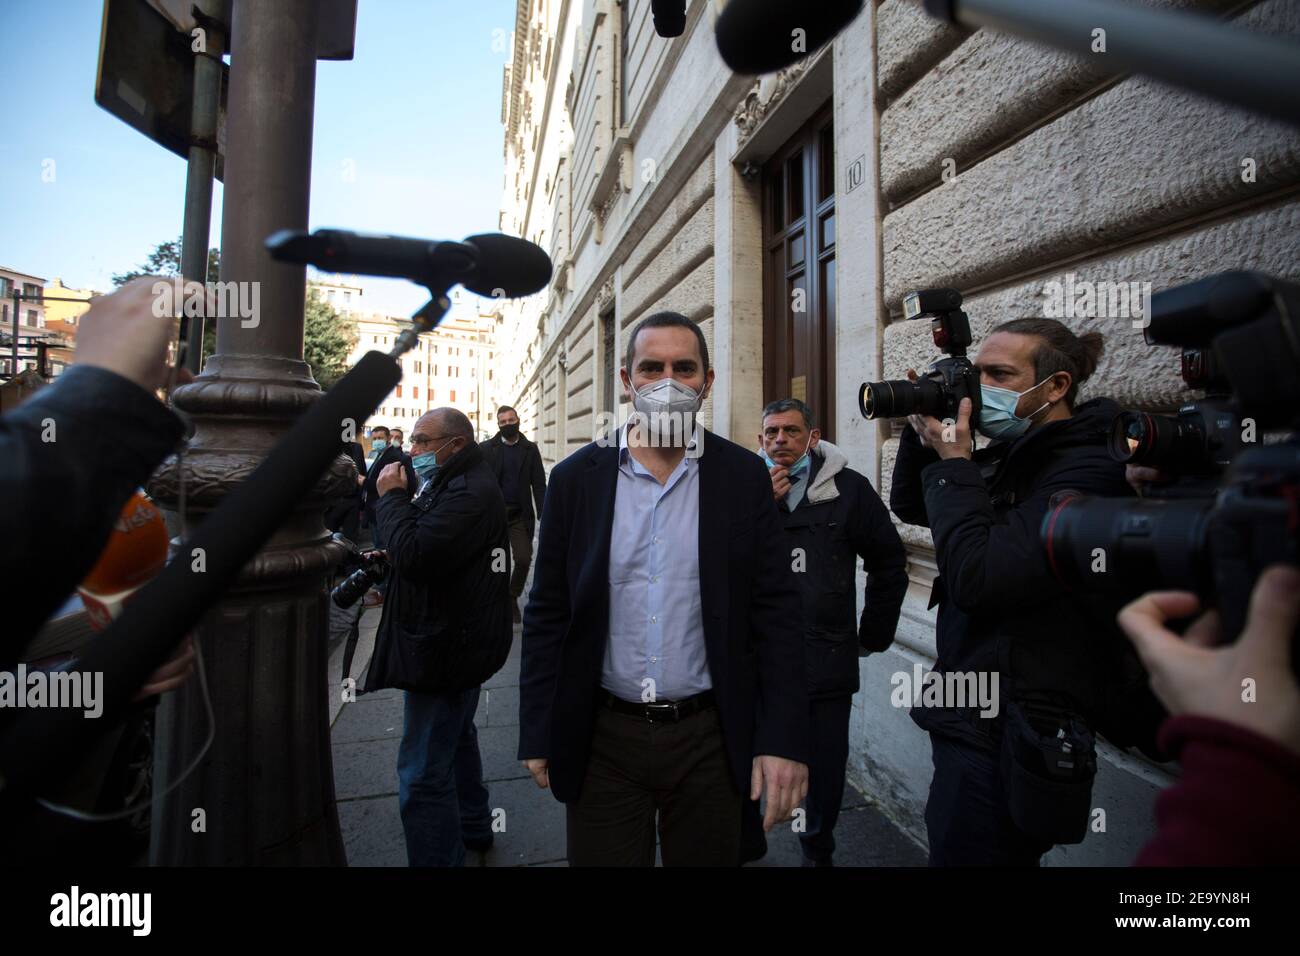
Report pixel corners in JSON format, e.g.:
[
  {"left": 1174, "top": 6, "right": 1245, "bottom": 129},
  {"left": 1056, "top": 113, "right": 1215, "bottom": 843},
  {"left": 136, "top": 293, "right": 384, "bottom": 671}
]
[{"left": 630, "top": 377, "right": 703, "bottom": 438}]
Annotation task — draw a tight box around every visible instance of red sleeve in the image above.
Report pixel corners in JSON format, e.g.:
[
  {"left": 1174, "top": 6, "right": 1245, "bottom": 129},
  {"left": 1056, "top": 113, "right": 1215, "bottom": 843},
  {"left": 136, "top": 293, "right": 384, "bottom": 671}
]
[{"left": 1136, "top": 715, "right": 1300, "bottom": 866}]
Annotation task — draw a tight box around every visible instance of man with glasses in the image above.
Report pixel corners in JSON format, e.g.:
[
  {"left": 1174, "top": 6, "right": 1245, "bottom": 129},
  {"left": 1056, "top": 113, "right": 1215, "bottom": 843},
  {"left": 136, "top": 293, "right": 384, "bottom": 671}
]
[{"left": 362, "top": 407, "right": 513, "bottom": 866}]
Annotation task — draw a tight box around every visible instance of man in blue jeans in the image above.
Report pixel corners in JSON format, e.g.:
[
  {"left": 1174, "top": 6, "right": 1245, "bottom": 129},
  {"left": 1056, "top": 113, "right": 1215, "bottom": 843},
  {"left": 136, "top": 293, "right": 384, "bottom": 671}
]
[
  {"left": 397, "top": 687, "right": 493, "bottom": 866},
  {"left": 361, "top": 408, "right": 514, "bottom": 866}
]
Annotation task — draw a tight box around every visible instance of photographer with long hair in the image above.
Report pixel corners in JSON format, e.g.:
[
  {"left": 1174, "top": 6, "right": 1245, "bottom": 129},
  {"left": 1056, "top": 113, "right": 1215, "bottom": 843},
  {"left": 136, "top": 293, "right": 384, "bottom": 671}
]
[{"left": 890, "top": 317, "right": 1161, "bottom": 866}]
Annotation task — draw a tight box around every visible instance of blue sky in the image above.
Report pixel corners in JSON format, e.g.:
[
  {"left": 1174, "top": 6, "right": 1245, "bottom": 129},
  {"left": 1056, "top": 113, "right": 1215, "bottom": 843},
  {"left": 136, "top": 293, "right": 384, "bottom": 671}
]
[{"left": 0, "top": 0, "right": 516, "bottom": 317}]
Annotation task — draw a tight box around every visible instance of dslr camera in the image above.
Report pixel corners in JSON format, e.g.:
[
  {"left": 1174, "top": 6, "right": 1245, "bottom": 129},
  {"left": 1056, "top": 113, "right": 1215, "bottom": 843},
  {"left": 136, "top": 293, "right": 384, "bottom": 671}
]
[
  {"left": 859, "top": 288, "right": 983, "bottom": 425},
  {"left": 1041, "top": 271, "right": 1300, "bottom": 673},
  {"left": 1107, "top": 276, "right": 1258, "bottom": 485},
  {"left": 330, "top": 533, "right": 389, "bottom": 608}
]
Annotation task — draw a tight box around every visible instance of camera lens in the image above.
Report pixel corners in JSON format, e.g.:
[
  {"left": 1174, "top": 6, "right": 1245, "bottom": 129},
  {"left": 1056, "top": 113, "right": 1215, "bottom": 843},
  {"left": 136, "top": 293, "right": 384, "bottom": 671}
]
[
  {"left": 863, "top": 382, "right": 915, "bottom": 418},
  {"left": 1108, "top": 410, "right": 1207, "bottom": 471},
  {"left": 332, "top": 566, "right": 376, "bottom": 608},
  {"left": 1041, "top": 495, "right": 1213, "bottom": 596},
  {"left": 859, "top": 378, "right": 936, "bottom": 419}
]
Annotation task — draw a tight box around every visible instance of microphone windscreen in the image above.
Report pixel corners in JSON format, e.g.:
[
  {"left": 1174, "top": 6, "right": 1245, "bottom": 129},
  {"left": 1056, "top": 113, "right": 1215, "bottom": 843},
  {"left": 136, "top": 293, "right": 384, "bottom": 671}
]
[
  {"left": 652, "top": 0, "right": 686, "bottom": 37},
  {"left": 463, "top": 233, "right": 553, "bottom": 298},
  {"left": 715, "top": 0, "right": 863, "bottom": 75}
]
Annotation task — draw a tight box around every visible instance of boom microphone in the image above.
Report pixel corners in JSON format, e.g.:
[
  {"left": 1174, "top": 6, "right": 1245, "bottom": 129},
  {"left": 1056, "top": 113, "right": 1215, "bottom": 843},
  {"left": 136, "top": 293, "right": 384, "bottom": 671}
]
[
  {"left": 651, "top": 0, "right": 686, "bottom": 38},
  {"left": 265, "top": 229, "right": 553, "bottom": 298},
  {"left": 715, "top": 0, "right": 864, "bottom": 74}
]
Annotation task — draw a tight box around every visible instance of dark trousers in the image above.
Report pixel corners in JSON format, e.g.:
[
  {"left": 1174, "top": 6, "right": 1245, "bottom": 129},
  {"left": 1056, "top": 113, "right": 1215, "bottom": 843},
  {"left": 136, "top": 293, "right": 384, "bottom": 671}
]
[
  {"left": 566, "top": 703, "right": 743, "bottom": 866},
  {"left": 369, "top": 505, "right": 394, "bottom": 597},
  {"left": 507, "top": 513, "right": 532, "bottom": 599},
  {"left": 397, "top": 685, "right": 492, "bottom": 867},
  {"left": 800, "top": 693, "right": 853, "bottom": 863},
  {"left": 924, "top": 732, "right": 1054, "bottom": 866}
]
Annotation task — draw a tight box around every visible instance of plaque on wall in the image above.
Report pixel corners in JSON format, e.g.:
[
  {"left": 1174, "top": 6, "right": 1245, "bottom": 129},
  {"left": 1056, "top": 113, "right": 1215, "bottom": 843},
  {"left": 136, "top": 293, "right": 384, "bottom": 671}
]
[{"left": 790, "top": 374, "right": 807, "bottom": 402}]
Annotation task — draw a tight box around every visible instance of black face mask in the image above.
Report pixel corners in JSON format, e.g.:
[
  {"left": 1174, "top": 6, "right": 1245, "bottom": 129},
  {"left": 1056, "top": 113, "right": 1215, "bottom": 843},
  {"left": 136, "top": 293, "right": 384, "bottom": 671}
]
[{"left": 499, "top": 423, "right": 520, "bottom": 440}]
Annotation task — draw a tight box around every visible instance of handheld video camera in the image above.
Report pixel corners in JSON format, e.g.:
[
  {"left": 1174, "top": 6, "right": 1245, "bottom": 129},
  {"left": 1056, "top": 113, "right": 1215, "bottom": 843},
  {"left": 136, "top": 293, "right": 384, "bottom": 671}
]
[
  {"left": 1042, "top": 271, "right": 1300, "bottom": 675},
  {"left": 859, "top": 288, "right": 983, "bottom": 425}
]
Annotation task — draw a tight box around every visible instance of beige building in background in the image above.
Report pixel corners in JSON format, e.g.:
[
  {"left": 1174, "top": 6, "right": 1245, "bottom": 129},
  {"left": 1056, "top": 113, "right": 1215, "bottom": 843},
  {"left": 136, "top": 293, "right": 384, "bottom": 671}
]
[
  {"left": 345, "top": 306, "right": 502, "bottom": 440},
  {"left": 0, "top": 267, "right": 74, "bottom": 378},
  {"left": 497, "top": 0, "right": 1300, "bottom": 863}
]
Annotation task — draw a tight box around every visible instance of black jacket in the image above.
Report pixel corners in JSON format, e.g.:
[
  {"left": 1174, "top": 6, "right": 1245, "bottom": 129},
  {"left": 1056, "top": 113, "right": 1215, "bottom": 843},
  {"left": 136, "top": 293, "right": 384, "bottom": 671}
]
[
  {"left": 890, "top": 398, "right": 1164, "bottom": 752},
  {"left": 775, "top": 441, "right": 908, "bottom": 698},
  {"left": 362, "top": 444, "right": 416, "bottom": 522},
  {"left": 518, "top": 429, "right": 812, "bottom": 803},
  {"left": 1, "top": 365, "right": 184, "bottom": 666},
  {"left": 479, "top": 432, "right": 546, "bottom": 535},
  {"left": 362, "top": 442, "right": 512, "bottom": 694},
  {"left": 343, "top": 441, "right": 366, "bottom": 499}
]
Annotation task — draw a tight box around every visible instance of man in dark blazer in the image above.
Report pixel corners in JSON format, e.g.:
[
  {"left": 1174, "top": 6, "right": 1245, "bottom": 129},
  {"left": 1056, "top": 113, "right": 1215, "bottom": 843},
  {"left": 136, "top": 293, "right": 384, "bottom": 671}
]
[
  {"left": 479, "top": 406, "right": 547, "bottom": 623},
  {"left": 362, "top": 425, "right": 416, "bottom": 604},
  {"left": 518, "top": 311, "right": 811, "bottom": 866}
]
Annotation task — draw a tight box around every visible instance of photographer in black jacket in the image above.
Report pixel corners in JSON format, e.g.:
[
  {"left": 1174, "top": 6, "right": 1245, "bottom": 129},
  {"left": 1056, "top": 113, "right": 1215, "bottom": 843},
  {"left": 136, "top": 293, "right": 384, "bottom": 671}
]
[
  {"left": 758, "top": 397, "right": 908, "bottom": 866},
  {"left": 891, "top": 317, "right": 1156, "bottom": 866},
  {"left": 361, "top": 407, "right": 512, "bottom": 866}
]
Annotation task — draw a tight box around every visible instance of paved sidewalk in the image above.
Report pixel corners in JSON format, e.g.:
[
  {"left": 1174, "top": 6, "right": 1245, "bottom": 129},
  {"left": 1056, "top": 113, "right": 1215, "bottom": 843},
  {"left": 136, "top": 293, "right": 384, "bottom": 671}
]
[{"left": 330, "top": 616, "right": 925, "bottom": 867}]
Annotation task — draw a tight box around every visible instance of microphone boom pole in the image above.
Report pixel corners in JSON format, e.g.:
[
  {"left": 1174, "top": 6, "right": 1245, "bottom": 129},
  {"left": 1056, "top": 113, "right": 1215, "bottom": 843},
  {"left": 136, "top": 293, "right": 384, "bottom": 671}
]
[{"left": 922, "top": 0, "right": 1300, "bottom": 127}]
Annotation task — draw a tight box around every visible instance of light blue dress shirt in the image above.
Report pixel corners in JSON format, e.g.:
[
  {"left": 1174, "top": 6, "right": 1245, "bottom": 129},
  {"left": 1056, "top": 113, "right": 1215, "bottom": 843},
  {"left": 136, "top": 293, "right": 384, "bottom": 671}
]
[{"left": 602, "top": 422, "right": 712, "bottom": 703}]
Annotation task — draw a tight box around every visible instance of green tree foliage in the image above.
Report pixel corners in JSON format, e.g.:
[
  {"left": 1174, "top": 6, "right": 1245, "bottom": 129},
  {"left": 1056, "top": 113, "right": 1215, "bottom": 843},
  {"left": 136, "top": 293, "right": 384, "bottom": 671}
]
[
  {"left": 113, "top": 238, "right": 358, "bottom": 388},
  {"left": 112, "top": 237, "right": 220, "bottom": 363},
  {"left": 304, "top": 286, "right": 357, "bottom": 390}
]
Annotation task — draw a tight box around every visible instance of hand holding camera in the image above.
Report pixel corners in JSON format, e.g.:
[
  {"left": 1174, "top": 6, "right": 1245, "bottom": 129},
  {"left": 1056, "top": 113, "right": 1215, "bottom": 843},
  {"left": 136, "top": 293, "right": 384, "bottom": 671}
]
[{"left": 1119, "top": 565, "right": 1300, "bottom": 756}]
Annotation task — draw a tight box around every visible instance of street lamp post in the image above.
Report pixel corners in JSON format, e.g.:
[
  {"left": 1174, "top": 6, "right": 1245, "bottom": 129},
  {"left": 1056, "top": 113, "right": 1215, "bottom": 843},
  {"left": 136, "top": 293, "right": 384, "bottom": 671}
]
[{"left": 147, "top": 0, "right": 350, "bottom": 865}]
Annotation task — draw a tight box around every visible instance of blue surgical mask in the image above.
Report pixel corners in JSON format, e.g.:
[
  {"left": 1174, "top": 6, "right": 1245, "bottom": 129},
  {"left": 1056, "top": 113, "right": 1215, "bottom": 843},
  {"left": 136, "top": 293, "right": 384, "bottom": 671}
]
[
  {"left": 978, "top": 378, "right": 1052, "bottom": 441},
  {"left": 371, "top": 439, "right": 388, "bottom": 452},
  {"left": 412, "top": 438, "right": 457, "bottom": 482},
  {"left": 762, "top": 436, "right": 812, "bottom": 474},
  {"left": 412, "top": 452, "right": 439, "bottom": 480}
]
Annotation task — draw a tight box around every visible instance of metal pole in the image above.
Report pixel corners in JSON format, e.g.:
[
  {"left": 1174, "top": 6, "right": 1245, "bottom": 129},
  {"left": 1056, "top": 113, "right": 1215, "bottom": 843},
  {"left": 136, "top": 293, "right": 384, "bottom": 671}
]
[
  {"left": 10, "top": 291, "right": 18, "bottom": 377},
  {"left": 179, "top": 0, "right": 228, "bottom": 375},
  {"left": 926, "top": 0, "right": 1300, "bottom": 126},
  {"left": 148, "top": 0, "right": 348, "bottom": 866}
]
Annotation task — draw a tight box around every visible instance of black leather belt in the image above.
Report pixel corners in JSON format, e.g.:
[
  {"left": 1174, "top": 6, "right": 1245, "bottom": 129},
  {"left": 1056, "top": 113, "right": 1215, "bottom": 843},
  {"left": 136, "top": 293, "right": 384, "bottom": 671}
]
[{"left": 600, "top": 688, "right": 715, "bottom": 723}]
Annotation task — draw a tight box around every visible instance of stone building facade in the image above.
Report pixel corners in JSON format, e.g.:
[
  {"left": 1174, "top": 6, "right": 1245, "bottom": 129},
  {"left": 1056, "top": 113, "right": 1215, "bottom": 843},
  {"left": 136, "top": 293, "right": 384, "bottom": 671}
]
[{"left": 497, "top": 0, "right": 1300, "bottom": 862}]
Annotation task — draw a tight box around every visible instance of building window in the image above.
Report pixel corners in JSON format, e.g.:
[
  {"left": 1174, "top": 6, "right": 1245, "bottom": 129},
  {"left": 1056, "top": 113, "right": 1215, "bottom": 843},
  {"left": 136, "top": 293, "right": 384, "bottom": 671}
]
[
  {"left": 396, "top": 384, "right": 403, "bottom": 398},
  {"left": 412, "top": 386, "right": 418, "bottom": 399},
  {"left": 373, "top": 334, "right": 380, "bottom": 343},
  {"left": 415, "top": 361, "right": 422, "bottom": 373},
  {"left": 489, "top": 369, "right": 494, "bottom": 381},
  {"left": 430, "top": 388, "right": 436, "bottom": 400},
  {"left": 432, "top": 364, "right": 438, "bottom": 375},
  {"left": 450, "top": 390, "right": 456, "bottom": 402},
  {"left": 471, "top": 367, "right": 476, "bottom": 378},
  {"left": 344, "top": 291, "right": 352, "bottom": 305},
  {"left": 22, "top": 283, "right": 41, "bottom": 303},
  {"left": 26, "top": 310, "right": 38, "bottom": 325}
]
